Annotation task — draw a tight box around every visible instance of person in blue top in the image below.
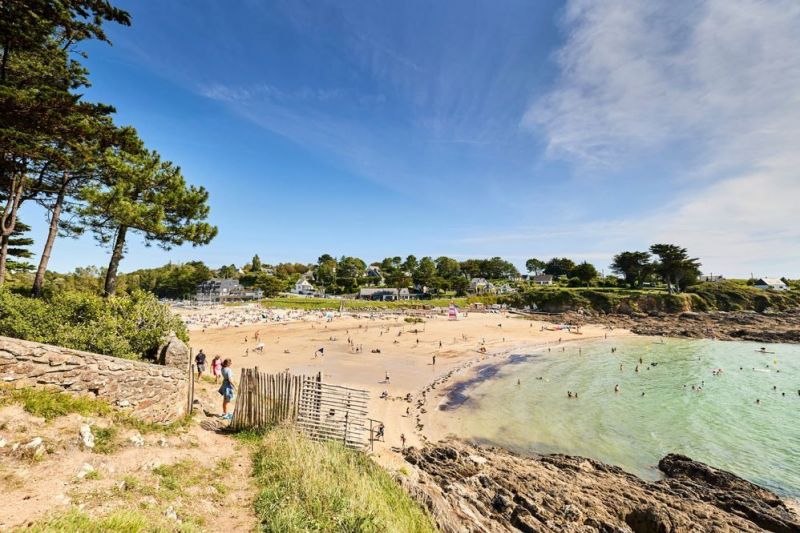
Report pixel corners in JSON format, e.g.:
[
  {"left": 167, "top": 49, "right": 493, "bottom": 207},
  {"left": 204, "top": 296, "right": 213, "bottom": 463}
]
[{"left": 218, "top": 358, "right": 236, "bottom": 420}]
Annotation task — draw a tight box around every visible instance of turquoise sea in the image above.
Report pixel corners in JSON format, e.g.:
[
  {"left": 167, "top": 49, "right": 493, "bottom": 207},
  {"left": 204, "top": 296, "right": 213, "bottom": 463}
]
[{"left": 439, "top": 337, "right": 800, "bottom": 497}]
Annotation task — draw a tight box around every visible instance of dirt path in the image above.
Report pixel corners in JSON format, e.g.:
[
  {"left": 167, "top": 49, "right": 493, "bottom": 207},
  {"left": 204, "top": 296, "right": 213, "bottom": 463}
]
[{"left": 0, "top": 384, "right": 259, "bottom": 531}]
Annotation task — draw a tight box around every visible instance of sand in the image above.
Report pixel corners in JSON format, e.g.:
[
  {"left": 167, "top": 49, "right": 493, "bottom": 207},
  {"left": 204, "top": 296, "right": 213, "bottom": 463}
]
[{"left": 185, "top": 308, "right": 633, "bottom": 465}]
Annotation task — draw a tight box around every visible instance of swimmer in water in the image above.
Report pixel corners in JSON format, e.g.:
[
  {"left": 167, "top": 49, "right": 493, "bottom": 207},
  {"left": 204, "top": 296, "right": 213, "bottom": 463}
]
[
  {"left": 635, "top": 364, "right": 640, "bottom": 373},
  {"left": 614, "top": 384, "right": 620, "bottom": 393}
]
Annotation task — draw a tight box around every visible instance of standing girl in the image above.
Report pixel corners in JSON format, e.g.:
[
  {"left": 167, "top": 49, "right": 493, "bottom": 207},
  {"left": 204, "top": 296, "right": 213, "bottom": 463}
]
[
  {"left": 211, "top": 355, "right": 222, "bottom": 384},
  {"left": 219, "top": 359, "right": 236, "bottom": 420}
]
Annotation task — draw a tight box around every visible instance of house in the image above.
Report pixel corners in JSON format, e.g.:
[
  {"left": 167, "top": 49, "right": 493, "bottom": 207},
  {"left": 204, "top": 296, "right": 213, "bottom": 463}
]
[
  {"left": 469, "top": 278, "right": 495, "bottom": 294},
  {"left": 531, "top": 274, "right": 554, "bottom": 286},
  {"left": 698, "top": 274, "right": 724, "bottom": 283},
  {"left": 754, "top": 278, "right": 788, "bottom": 291},
  {"left": 196, "top": 278, "right": 263, "bottom": 302},
  {"left": 498, "top": 284, "right": 517, "bottom": 294},
  {"left": 292, "top": 278, "right": 316, "bottom": 295},
  {"left": 358, "top": 288, "right": 400, "bottom": 301},
  {"left": 364, "top": 265, "right": 383, "bottom": 284}
]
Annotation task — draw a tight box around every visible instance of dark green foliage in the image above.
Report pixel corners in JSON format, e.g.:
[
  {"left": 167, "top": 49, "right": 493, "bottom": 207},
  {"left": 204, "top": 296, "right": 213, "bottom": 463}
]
[
  {"left": 570, "top": 261, "right": 598, "bottom": 286},
  {"left": 122, "top": 261, "right": 212, "bottom": 299},
  {"left": 6, "top": 218, "right": 33, "bottom": 273},
  {"left": 0, "top": 289, "right": 187, "bottom": 359},
  {"left": 544, "top": 257, "right": 576, "bottom": 278},
  {"left": 610, "top": 251, "right": 652, "bottom": 287},
  {"left": 525, "top": 258, "right": 546, "bottom": 274},
  {"left": 650, "top": 244, "right": 701, "bottom": 292}
]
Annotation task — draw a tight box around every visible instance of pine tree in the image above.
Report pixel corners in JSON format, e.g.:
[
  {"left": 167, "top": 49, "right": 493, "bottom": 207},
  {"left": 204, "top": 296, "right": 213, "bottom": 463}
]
[{"left": 6, "top": 218, "right": 34, "bottom": 273}]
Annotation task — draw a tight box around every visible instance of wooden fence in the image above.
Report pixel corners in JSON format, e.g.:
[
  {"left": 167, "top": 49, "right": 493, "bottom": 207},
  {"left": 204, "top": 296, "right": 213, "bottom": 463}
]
[
  {"left": 230, "top": 368, "right": 370, "bottom": 449},
  {"left": 296, "top": 380, "right": 370, "bottom": 449},
  {"left": 230, "top": 368, "right": 316, "bottom": 431}
]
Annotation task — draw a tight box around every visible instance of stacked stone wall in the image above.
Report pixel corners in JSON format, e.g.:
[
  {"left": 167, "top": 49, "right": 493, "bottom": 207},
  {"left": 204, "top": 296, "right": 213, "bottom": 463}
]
[{"left": 0, "top": 335, "right": 188, "bottom": 423}]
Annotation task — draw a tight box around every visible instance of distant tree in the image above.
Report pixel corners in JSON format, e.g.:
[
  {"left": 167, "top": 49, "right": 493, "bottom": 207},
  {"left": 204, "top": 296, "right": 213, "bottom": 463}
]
[
  {"left": 544, "top": 257, "right": 576, "bottom": 278},
  {"left": 610, "top": 251, "right": 652, "bottom": 288},
  {"left": 314, "top": 255, "right": 338, "bottom": 292},
  {"left": 570, "top": 261, "right": 598, "bottom": 286},
  {"left": 451, "top": 275, "right": 469, "bottom": 296},
  {"left": 435, "top": 256, "right": 461, "bottom": 281},
  {"left": 402, "top": 255, "right": 418, "bottom": 275},
  {"left": 649, "top": 244, "right": 701, "bottom": 293},
  {"left": 525, "top": 258, "right": 546, "bottom": 275},
  {"left": 80, "top": 139, "right": 217, "bottom": 295},
  {"left": 484, "top": 257, "right": 519, "bottom": 279},
  {"left": 250, "top": 254, "right": 262, "bottom": 272},
  {"left": 217, "top": 264, "right": 238, "bottom": 279},
  {"left": 336, "top": 256, "right": 366, "bottom": 293},
  {"left": 413, "top": 256, "right": 437, "bottom": 289},
  {"left": 459, "top": 259, "right": 483, "bottom": 279}
]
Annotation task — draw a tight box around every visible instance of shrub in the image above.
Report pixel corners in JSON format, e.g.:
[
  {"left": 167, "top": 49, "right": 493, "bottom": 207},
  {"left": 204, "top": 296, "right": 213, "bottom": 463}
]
[{"left": 0, "top": 289, "right": 187, "bottom": 360}]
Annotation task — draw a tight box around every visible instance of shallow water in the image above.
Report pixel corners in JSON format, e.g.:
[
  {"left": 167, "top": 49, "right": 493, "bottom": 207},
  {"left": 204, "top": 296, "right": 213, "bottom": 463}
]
[{"left": 439, "top": 336, "right": 800, "bottom": 497}]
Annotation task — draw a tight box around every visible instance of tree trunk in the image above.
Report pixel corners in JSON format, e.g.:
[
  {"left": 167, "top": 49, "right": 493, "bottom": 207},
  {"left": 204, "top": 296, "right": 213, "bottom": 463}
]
[
  {"left": 104, "top": 225, "right": 128, "bottom": 296},
  {"left": 0, "top": 234, "right": 9, "bottom": 285},
  {"left": 32, "top": 185, "right": 67, "bottom": 297},
  {"left": 0, "top": 175, "right": 25, "bottom": 286}
]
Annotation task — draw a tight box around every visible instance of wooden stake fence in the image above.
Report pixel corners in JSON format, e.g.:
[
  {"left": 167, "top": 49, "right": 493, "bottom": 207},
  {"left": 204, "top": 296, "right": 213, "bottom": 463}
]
[
  {"left": 230, "top": 368, "right": 370, "bottom": 449},
  {"left": 230, "top": 368, "right": 316, "bottom": 430}
]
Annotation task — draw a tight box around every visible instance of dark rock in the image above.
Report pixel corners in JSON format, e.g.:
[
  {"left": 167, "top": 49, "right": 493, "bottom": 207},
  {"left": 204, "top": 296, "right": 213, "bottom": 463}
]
[{"left": 403, "top": 441, "right": 800, "bottom": 533}]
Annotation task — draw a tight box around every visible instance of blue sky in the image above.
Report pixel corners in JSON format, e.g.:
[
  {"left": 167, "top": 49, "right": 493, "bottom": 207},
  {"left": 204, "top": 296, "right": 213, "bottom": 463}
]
[{"left": 22, "top": 0, "right": 800, "bottom": 277}]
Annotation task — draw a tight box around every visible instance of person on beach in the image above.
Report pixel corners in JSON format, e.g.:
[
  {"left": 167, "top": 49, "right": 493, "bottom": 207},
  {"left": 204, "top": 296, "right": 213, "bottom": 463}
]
[
  {"left": 385, "top": 371, "right": 390, "bottom": 384},
  {"left": 432, "top": 355, "right": 436, "bottom": 365},
  {"left": 400, "top": 433, "right": 406, "bottom": 450},
  {"left": 314, "top": 347, "right": 324, "bottom": 358},
  {"left": 195, "top": 350, "right": 207, "bottom": 381},
  {"left": 219, "top": 359, "right": 236, "bottom": 420},
  {"left": 211, "top": 355, "right": 222, "bottom": 383}
]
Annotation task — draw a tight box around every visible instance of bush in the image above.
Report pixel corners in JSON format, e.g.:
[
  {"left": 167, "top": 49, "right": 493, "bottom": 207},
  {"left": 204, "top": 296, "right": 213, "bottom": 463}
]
[{"left": 0, "top": 289, "right": 187, "bottom": 360}]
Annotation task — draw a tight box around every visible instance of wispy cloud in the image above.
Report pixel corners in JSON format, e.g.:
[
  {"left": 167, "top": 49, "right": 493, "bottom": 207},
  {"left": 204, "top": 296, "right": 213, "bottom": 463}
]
[{"left": 524, "top": 0, "right": 800, "bottom": 275}]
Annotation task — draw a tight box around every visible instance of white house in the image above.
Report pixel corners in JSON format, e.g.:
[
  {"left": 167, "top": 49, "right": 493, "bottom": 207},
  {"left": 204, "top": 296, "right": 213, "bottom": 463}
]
[
  {"left": 498, "top": 284, "right": 517, "bottom": 294},
  {"left": 531, "top": 274, "right": 554, "bottom": 286},
  {"left": 292, "top": 278, "right": 316, "bottom": 295},
  {"left": 469, "top": 277, "right": 495, "bottom": 294},
  {"left": 754, "top": 278, "right": 788, "bottom": 291}
]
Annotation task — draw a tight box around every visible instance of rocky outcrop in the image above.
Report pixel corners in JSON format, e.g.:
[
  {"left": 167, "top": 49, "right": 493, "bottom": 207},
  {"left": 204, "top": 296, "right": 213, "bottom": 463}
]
[
  {"left": 156, "top": 332, "right": 191, "bottom": 369},
  {"left": 530, "top": 310, "right": 800, "bottom": 344},
  {"left": 403, "top": 440, "right": 800, "bottom": 532},
  {"left": 0, "top": 336, "right": 188, "bottom": 423}
]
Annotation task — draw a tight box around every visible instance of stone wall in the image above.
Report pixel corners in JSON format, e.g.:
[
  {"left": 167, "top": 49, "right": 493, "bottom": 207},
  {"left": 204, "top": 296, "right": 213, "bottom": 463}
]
[{"left": 0, "top": 335, "right": 189, "bottom": 423}]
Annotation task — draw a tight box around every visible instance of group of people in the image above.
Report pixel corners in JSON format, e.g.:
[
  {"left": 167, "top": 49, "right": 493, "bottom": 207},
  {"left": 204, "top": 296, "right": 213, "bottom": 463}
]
[{"left": 195, "top": 349, "right": 237, "bottom": 420}]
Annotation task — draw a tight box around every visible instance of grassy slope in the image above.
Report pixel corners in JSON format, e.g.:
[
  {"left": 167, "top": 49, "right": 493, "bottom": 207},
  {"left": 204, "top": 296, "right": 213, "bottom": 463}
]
[{"left": 249, "top": 428, "right": 435, "bottom": 532}]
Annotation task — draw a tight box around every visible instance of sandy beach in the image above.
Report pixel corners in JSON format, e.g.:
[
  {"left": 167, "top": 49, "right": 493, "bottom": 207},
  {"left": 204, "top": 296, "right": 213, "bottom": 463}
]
[{"left": 184, "top": 306, "right": 633, "bottom": 465}]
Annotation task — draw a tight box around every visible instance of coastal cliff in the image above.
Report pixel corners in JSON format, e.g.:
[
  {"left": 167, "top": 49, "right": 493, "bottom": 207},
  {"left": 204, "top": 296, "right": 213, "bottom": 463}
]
[
  {"left": 403, "top": 440, "right": 800, "bottom": 532},
  {"left": 536, "top": 309, "right": 800, "bottom": 344}
]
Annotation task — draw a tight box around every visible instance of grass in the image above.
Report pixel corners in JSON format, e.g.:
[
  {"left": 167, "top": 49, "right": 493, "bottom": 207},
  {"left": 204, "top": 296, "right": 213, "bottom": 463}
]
[
  {"left": 24, "top": 508, "right": 201, "bottom": 533},
  {"left": 260, "top": 295, "right": 496, "bottom": 311},
  {"left": 0, "top": 387, "right": 112, "bottom": 421},
  {"left": 250, "top": 428, "right": 435, "bottom": 533},
  {"left": 92, "top": 426, "right": 120, "bottom": 454},
  {"left": 0, "top": 386, "right": 192, "bottom": 436}
]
